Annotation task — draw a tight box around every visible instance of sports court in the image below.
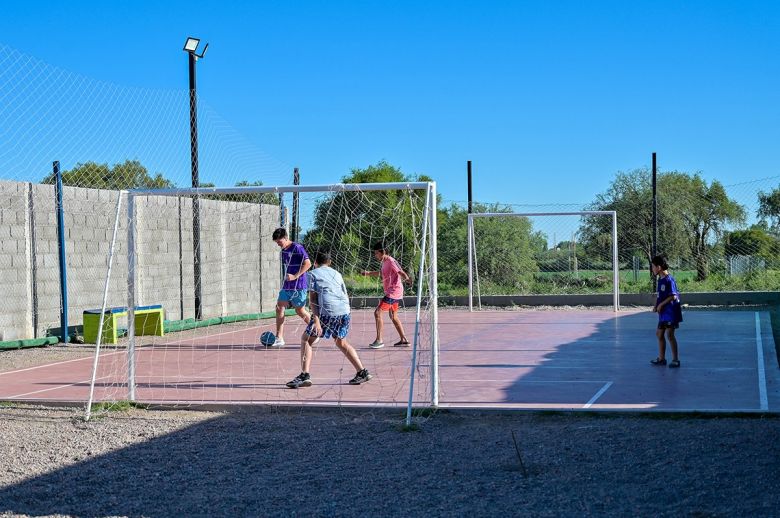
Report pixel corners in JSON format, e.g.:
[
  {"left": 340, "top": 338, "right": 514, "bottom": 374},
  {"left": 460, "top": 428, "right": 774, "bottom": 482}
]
[{"left": 0, "top": 307, "right": 777, "bottom": 412}]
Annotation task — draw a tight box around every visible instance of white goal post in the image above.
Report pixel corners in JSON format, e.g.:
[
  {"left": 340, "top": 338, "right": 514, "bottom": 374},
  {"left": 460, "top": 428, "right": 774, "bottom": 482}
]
[
  {"left": 467, "top": 211, "right": 619, "bottom": 312},
  {"left": 86, "top": 181, "right": 439, "bottom": 422}
]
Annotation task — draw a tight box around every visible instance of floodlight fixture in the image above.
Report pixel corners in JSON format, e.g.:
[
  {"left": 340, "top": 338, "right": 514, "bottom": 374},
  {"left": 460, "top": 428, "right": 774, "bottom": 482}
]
[{"left": 183, "top": 37, "right": 200, "bottom": 53}]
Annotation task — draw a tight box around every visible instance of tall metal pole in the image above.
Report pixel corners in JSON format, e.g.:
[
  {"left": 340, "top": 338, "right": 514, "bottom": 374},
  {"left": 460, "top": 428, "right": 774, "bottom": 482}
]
[
  {"left": 467, "top": 160, "right": 473, "bottom": 311},
  {"left": 189, "top": 51, "right": 203, "bottom": 320},
  {"left": 292, "top": 168, "right": 300, "bottom": 242},
  {"left": 652, "top": 152, "right": 657, "bottom": 258},
  {"left": 53, "top": 161, "right": 69, "bottom": 344},
  {"left": 467, "top": 160, "right": 473, "bottom": 215},
  {"left": 651, "top": 152, "right": 658, "bottom": 291},
  {"left": 127, "top": 194, "right": 136, "bottom": 401}
]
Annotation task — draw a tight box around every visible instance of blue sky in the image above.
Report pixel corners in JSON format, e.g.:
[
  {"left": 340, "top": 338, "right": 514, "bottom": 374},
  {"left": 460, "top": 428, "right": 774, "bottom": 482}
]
[{"left": 1, "top": 0, "right": 779, "bottom": 206}]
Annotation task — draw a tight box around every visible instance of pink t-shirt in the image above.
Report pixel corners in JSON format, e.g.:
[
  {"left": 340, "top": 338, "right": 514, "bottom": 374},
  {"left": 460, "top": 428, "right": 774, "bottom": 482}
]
[{"left": 381, "top": 255, "right": 404, "bottom": 299}]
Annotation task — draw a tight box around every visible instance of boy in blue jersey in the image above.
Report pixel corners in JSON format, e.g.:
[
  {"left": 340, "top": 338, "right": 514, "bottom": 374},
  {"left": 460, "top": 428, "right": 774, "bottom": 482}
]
[
  {"left": 286, "top": 251, "right": 372, "bottom": 388},
  {"left": 271, "top": 228, "right": 312, "bottom": 347},
  {"left": 650, "top": 255, "right": 683, "bottom": 368}
]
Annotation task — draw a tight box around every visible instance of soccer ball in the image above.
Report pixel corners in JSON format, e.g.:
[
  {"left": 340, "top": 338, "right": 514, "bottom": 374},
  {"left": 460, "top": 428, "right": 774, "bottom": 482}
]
[{"left": 259, "top": 331, "right": 276, "bottom": 346}]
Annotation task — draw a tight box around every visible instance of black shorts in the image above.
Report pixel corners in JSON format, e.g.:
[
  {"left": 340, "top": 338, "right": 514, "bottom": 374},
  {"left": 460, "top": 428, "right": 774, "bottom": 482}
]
[{"left": 658, "top": 321, "right": 679, "bottom": 330}]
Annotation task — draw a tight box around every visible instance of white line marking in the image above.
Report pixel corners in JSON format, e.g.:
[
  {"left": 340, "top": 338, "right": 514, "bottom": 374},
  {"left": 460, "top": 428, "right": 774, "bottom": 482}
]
[
  {"left": 6, "top": 376, "right": 110, "bottom": 399},
  {"left": 583, "top": 381, "right": 613, "bottom": 408},
  {"left": 755, "top": 312, "right": 768, "bottom": 411},
  {"left": 0, "top": 350, "right": 125, "bottom": 377},
  {"left": 161, "top": 323, "right": 275, "bottom": 345}
]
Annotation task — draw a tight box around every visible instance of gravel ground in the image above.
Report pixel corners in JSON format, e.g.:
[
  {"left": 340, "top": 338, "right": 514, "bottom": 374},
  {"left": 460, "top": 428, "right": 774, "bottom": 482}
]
[{"left": 0, "top": 405, "right": 778, "bottom": 517}]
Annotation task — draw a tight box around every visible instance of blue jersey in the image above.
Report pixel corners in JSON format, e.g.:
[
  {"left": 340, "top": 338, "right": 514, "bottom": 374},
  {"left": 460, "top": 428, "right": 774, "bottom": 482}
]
[{"left": 656, "top": 274, "right": 683, "bottom": 324}]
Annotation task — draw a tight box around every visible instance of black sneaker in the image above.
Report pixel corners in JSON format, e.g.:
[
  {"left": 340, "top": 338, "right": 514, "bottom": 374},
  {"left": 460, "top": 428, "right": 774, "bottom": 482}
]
[
  {"left": 286, "top": 372, "right": 312, "bottom": 388},
  {"left": 650, "top": 358, "right": 667, "bottom": 366},
  {"left": 349, "top": 369, "right": 373, "bottom": 385}
]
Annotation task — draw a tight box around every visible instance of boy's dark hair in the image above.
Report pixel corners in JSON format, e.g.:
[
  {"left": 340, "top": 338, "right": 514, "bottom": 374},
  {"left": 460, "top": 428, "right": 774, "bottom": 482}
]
[
  {"left": 313, "top": 251, "right": 331, "bottom": 266},
  {"left": 371, "top": 242, "right": 386, "bottom": 253},
  {"left": 272, "top": 228, "right": 288, "bottom": 241},
  {"left": 651, "top": 255, "right": 669, "bottom": 270}
]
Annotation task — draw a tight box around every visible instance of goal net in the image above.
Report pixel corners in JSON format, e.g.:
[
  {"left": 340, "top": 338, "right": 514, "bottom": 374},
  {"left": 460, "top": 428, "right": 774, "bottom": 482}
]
[
  {"left": 85, "top": 182, "right": 438, "bottom": 418},
  {"left": 468, "top": 211, "right": 619, "bottom": 310}
]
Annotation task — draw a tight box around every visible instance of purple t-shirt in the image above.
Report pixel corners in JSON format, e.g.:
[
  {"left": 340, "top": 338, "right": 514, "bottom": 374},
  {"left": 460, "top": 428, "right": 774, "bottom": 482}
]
[{"left": 281, "top": 242, "right": 309, "bottom": 290}]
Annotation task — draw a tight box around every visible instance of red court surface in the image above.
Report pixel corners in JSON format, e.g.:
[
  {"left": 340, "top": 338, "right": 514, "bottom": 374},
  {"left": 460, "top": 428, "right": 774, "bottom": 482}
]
[{"left": 1, "top": 308, "right": 778, "bottom": 412}]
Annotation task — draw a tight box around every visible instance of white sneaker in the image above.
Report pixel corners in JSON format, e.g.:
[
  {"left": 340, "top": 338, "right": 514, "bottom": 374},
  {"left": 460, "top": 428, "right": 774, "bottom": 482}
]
[{"left": 271, "top": 337, "right": 286, "bottom": 348}]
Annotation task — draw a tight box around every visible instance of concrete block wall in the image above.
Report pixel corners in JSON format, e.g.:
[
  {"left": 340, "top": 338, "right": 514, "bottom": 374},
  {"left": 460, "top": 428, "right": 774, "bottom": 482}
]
[
  {"left": 260, "top": 203, "right": 282, "bottom": 309},
  {"left": 0, "top": 182, "right": 34, "bottom": 340},
  {"left": 0, "top": 180, "right": 281, "bottom": 340}
]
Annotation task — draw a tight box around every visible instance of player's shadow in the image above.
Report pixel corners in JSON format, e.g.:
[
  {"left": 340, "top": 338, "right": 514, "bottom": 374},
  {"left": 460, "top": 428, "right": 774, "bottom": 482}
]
[{"left": 459, "top": 308, "right": 766, "bottom": 410}]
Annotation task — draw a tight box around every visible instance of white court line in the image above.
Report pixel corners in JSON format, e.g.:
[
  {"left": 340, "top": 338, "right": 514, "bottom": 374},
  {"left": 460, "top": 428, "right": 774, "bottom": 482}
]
[
  {"left": 755, "top": 312, "right": 769, "bottom": 411},
  {"left": 5, "top": 375, "right": 111, "bottom": 399},
  {"left": 0, "top": 350, "right": 125, "bottom": 377},
  {"left": 583, "top": 382, "right": 613, "bottom": 408},
  {"left": 161, "top": 322, "right": 275, "bottom": 345}
]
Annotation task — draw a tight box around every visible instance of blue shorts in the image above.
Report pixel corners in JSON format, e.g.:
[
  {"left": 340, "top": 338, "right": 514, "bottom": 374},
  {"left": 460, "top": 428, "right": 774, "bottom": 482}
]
[
  {"left": 278, "top": 289, "right": 307, "bottom": 308},
  {"left": 305, "top": 314, "right": 351, "bottom": 340}
]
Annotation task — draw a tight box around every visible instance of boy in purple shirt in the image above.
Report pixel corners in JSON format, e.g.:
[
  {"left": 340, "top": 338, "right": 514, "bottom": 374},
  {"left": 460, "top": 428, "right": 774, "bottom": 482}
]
[
  {"left": 271, "top": 228, "right": 312, "bottom": 347},
  {"left": 650, "top": 255, "right": 683, "bottom": 368}
]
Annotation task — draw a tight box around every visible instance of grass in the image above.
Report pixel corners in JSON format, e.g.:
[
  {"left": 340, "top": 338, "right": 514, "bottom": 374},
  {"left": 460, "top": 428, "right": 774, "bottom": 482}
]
[{"left": 89, "top": 400, "right": 148, "bottom": 414}]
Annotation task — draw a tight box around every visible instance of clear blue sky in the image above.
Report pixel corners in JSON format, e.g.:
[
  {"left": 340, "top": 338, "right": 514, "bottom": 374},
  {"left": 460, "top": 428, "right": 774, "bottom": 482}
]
[{"left": 1, "top": 0, "right": 779, "bottom": 206}]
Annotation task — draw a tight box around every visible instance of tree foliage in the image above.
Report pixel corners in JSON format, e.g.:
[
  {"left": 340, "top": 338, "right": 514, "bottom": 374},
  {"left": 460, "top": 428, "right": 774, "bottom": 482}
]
[
  {"left": 42, "top": 160, "right": 174, "bottom": 189},
  {"left": 581, "top": 169, "right": 745, "bottom": 281},
  {"left": 301, "top": 161, "right": 430, "bottom": 274},
  {"left": 437, "top": 203, "right": 540, "bottom": 292},
  {"left": 758, "top": 186, "right": 780, "bottom": 234}
]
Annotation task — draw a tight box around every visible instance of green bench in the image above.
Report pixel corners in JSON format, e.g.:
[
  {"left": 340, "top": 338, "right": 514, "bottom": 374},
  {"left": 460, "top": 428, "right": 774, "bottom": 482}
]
[{"left": 83, "top": 305, "right": 165, "bottom": 344}]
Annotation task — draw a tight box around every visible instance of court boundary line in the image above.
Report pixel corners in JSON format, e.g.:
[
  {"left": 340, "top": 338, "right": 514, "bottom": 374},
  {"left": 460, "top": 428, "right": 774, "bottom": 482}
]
[
  {"left": 6, "top": 375, "right": 111, "bottom": 399},
  {"left": 755, "top": 312, "right": 768, "bottom": 411},
  {"left": 0, "top": 351, "right": 124, "bottom": 377},
  {"left": 583, "top": 382, "right": 613, "bottom": 408}
]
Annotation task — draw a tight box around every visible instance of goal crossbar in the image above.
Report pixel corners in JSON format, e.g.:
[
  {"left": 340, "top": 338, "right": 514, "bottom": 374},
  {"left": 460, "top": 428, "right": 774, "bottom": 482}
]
[
  {"left": 467, "top": 210, "right": 619, "bottom": 312},
  {"left": 128, "top": 182, "right": 433, "bottom": 198}
]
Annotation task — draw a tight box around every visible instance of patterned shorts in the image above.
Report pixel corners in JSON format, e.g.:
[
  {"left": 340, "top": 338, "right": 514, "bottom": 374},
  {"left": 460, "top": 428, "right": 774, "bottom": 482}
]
[{"left": 305, "top": 314, "right": 351, "bottom": 339}]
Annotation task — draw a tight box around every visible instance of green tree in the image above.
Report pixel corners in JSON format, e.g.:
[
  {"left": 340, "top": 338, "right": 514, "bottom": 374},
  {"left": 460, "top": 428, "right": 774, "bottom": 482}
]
[
  {"left": 581, "top": 169, "right": 745, "bottom": 281},
  {"left": 664, "top": 172, "right": 745, "bottom": 280},
  {"left": 725, "top": 226, "right": 780, "bottom": 267},
  {"left": 42, "top": 160, "right": 174, "bottom": 189},
  {"left": 436, "top": 202, "right": 539, "bottom": 292},
  {"left": 580, "top": 169, "right": 686, "bottom": 270},
  {"left": 301, "top": 161, "right": 431, "bottom": 276},
  {"left": 758, "top": 186, "right": 780, "bottom": 234}
]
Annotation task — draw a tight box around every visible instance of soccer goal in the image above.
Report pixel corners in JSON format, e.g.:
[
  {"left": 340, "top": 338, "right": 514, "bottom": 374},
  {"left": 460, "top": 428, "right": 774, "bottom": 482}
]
[
  {"left": 85, "top": 182, "right": 439, "bottom": 420},
  {"left": 467, "top": 211, "right": 619, "bottom": 311}
]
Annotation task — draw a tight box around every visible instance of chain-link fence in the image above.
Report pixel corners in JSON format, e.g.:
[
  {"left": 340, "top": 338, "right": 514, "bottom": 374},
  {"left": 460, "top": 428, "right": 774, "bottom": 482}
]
[
  {"left": 0, "top": 44, "right": 293, "bottom": 343},
  {"left": 1, "top": 42, "right": 779, "bottom": 342},
  {"left": 437, "top": 170, "right": 780, "bottom": 298}
]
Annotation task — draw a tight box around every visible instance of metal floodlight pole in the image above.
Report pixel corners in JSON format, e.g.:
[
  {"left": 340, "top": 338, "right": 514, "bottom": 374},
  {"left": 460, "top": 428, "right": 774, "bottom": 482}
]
[
  {"left": 292, "top": 168, "right": 300, "bottom": 242},
  {"left": 467, "top": 160, "right": 473, "bottom": 311},
  {"left": 185, "top": 37, "right": 207, "bottom": 320},
  {"left": 467, "top": 160, "right": 473, "bottom": 214},
  {"left": 652, "top": 152, "right": 658, "bottom": 292}
]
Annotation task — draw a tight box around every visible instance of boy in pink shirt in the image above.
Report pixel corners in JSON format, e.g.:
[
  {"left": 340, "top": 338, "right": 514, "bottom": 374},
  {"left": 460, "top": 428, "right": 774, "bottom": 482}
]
[{"left": 361, "top": 243, "right": 412, "bottom": 349}]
